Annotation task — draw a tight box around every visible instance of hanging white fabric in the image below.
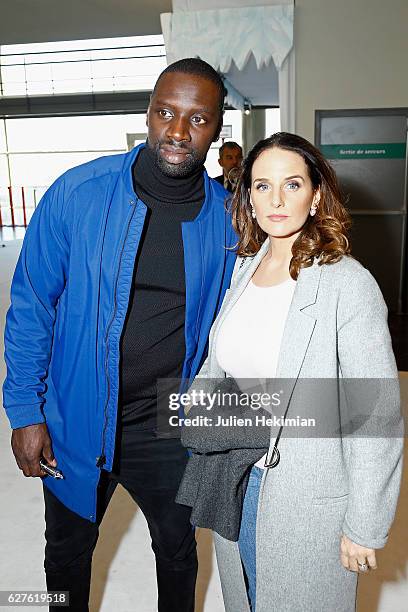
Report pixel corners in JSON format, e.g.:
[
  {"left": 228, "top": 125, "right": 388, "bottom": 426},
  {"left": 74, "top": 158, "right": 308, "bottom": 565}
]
[
  {"left": 160, "top": 5, "right": 293, "bottom": 73},
  {"left": 161, "top": 2, "right": 295, "bottom": 131}
]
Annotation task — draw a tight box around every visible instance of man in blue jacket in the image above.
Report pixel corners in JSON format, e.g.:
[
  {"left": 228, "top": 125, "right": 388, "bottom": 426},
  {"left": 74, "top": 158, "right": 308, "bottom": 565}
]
[{"left": 3, "top": 58, "right": 236, "bottom": 612}]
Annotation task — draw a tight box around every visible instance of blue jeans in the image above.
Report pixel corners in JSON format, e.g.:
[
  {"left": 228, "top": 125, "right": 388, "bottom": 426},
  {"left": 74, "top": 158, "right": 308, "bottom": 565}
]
[{"left": 238, "top": 465, "right": 263, "bottom": 612}]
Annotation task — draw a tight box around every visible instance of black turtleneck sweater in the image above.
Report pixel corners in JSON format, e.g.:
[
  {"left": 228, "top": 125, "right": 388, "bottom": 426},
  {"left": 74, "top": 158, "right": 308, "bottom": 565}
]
[{"left": 119, "top": 145, "right": 205, "bottom": 427}]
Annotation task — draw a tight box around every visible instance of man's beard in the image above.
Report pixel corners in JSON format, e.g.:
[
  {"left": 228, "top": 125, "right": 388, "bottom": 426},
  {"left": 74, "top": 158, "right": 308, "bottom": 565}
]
[{"left": 149, "top": 140, "right": 204, "bottom": 178}]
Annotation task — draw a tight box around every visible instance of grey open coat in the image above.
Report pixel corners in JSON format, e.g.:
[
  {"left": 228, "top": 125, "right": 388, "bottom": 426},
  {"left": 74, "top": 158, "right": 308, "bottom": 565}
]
[{"left": 185, "top": 240, "right": 404, "bottom": 612}]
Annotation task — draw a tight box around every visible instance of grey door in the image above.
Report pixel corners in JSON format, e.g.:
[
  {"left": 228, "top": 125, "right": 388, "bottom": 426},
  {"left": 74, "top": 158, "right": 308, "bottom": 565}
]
[{"left": 316, "top": 109, "right": 408, "bottom": 313}]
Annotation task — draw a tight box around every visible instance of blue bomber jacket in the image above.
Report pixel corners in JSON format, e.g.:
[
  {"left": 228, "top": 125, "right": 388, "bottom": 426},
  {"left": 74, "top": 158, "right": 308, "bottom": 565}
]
[{"left": 3, "top": 143, "right": 236, "bottom": 521}]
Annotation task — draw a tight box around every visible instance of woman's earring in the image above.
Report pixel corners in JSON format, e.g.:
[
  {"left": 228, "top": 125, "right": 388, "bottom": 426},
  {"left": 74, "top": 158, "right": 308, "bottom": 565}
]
[
  {"left": 250, "top": 201, "right": 256, "bottom": 219},
  {"left": 310, "top": 197, "right": 319, "bottom": 217}
]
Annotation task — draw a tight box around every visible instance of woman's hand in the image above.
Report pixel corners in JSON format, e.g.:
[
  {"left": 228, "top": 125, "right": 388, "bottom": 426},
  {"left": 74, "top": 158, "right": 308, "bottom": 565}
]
[{"left": 340, "top": 534, "right": 377, "bottom": 572}]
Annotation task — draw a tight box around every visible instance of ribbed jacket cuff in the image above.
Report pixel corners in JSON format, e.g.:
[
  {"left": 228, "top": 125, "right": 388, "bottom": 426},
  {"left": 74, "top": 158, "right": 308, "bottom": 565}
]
[{"left": 5, "top": 405, "right": 46, "bottom": 430}]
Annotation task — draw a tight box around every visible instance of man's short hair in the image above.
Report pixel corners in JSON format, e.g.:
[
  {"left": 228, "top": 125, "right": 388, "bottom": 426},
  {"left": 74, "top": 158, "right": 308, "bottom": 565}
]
[
  {"left": 153, "top": 58, "right": 227, "bottom": 130},
  {"left": 219, "top": 141, "right": 243, "bottom": 159}
]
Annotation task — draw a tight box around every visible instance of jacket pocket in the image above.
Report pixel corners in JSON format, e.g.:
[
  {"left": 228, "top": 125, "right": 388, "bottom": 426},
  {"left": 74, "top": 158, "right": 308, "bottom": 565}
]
[{"left": 312, "top": 493, "right": 349, "bottom": 506}]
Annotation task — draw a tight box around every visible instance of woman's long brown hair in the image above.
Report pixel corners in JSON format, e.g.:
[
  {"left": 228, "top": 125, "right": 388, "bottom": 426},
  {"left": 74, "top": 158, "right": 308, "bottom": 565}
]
[{"left": 230, "top": 132, "right": 351, "bottom": 279}]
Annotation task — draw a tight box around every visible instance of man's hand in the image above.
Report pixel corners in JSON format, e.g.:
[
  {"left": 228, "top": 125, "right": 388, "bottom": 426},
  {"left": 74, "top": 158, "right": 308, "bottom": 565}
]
[
  {"left": 11, "top": 423, "right": 56, "bottom": 477},
  {"left": 340, "top": 534, "right": 377, "bottom": 572}
]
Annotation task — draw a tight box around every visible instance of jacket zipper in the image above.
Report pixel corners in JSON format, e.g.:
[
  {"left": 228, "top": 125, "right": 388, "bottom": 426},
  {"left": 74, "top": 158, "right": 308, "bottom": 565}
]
[{"left": 96, "top": 200, "right": 137, "bottom": 468}]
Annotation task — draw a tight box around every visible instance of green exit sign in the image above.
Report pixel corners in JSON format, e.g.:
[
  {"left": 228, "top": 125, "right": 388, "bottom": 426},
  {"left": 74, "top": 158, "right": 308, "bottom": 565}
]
[{"left": 320, "top": 143, "right": 406, "bottom": 159}]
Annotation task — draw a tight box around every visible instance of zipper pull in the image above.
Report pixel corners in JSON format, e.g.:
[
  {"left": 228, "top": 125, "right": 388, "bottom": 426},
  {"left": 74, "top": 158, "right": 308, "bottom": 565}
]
[{"left": 96, "top": 455, "right": 106, "bottom": 468}]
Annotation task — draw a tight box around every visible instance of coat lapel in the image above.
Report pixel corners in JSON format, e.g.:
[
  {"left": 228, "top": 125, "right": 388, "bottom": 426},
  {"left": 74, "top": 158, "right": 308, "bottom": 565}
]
[
  {"left": 276, "top": 261, "right": 322, "bottom": 379},
  {"left": 265, "top": 261, "right": 323, "bottom": 455}
]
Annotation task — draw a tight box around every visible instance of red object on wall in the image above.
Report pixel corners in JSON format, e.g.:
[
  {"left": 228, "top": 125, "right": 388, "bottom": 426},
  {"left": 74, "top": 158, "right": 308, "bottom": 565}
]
[
  {"left": 8, "top": 186, "right": 15, "bottom": 227},
  {"left": 21, "top": 186, "right": 27, "bottom": 227}
]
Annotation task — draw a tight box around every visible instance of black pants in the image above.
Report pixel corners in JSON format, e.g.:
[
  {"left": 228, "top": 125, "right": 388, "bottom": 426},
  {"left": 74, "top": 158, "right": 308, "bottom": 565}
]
[{"left": 43, "top": 428, "right": 197, "bottom": 612}]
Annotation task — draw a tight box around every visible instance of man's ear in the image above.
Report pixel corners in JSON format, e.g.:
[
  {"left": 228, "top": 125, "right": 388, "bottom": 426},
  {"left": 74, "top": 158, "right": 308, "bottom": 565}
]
[
  {"left": 146, "top": 107, "right": 150, "bottom": 128},
  {"left": 213, "top": 111, "right": 224, "bottom": 142},
  {"left": 213, "top": 130, "right": 221, "bottom": 143},
  {"left": 218, "top": 159, "right": 223, "bottom": 168}
]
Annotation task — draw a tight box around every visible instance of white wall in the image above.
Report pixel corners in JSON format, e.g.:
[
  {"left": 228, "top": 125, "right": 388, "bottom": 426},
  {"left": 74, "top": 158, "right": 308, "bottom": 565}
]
[{"left": 295, "top": 0, "right": 408, "bottom": 141}]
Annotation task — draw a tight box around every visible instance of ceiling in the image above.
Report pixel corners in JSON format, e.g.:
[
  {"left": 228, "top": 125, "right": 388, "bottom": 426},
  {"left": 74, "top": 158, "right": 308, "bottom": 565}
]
[
  {"left": 0, "top": 0, "right": 279, "bottom": 107},
  {"left": 0, "top": 0, "right": 172, "bottom": 45}
]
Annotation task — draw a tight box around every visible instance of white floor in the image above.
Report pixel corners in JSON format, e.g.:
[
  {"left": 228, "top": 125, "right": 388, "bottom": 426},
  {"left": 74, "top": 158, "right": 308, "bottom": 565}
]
[{"left": 1, "top": 238, "right": 407, "bottom": 612}]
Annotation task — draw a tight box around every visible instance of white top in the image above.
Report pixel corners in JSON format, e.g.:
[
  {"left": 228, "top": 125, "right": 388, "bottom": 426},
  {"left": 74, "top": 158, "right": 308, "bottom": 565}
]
[{"left": 216, "top": 277, "right": 296, "bottom": 468}]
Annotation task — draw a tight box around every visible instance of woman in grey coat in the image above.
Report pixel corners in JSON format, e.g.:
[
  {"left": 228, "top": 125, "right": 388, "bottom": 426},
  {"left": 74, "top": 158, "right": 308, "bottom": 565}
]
[{"left": 176, "top": 132, "right": 404, "bottom": 612}]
